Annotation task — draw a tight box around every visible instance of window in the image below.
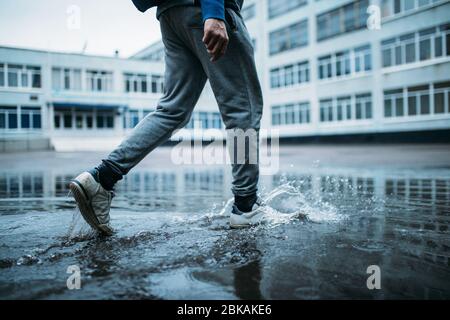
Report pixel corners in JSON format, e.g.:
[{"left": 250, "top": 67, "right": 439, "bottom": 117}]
[
  {"left": 86, "top": 115, "right": 93, "bottom": 129},
  {"left": 9, "top": 110, "right": 18, "bottom": 129},
  {"left": 63, "top": 113, "right": 72, "bottom": 128},
  {"left": 318, "top": 56, "right": 332, "bottom": 79},
  {"left": 382, "top": 33, "right": 417, "bottom": 67},
  {"left": 335, "top": 51, "right": 351, "bottom": 77},
  {"left": 298, "top": 61, "right": 310, "bottom": 83},
  {"left": 29, "top": 66, "right": 42, "bottom": 88},
  {"left": 0, "top": 106, "right": 18, "bottom": 130},
  {"left": 268, "top": 0, "right": 307, "bottom": 19},
  {"left": 403, "top": 34, "right": 416, "bottom": 63},
  {"left": 124, "top": 110, "right": 140, "bottom": 129},
  {"left": 355, "top": 45, "right": 372, "bottom": 72},
  {"left": 381, "top": 0, "right": 392, "bottom": 17},
  {"left": 54, "top": 108, "right": 116, "bottom": 130},
  {"left": 271, "top": 102, "right": 310, "bottom": 126},
  {"left": 2, "top": 64, "right": 41, "bottom": 89},
  {"left": 270, "top": 68, "right": 280, "bottom": 88},
  {"left": 320, "top": 99, "right": 333, "bottom": 122},
  {"left": 382, "top": 38, "right": 395, "bottom": 67},
  {"left": 140, "top": 75, "right": 148, "bottom": 93},
  {"left": 419, "top": 28, "right": 434, "bottom": 61},
  {"left": 284, "top": 65, "right": 294, "bottom": 86},
  {"left": 445, "top": 24, "right": 450, "bottom": 56},
  {"left": 7, "top": 65, "right": 20, "bottom": 87},
  {"left": 52, "top": 67, "right": 82, "bottom": 91},
  {"left": 269, "top": 20, "right": 308, "bottom": 55},
  {"left": 381, "top": 23, "right": 449, "bottom": 68},
  {"left": 384, "top": 89, "right": 405, "bottom": 118},
  {"left": 20, "top": 107, "right": 41, "bottom": 129},
  {"left": 337, "top": 97, "right": 352, "bottom": 121},
  {"left": 86, "top": 70, "right": 113, "bottom": 92},
  {"left": 95, "top": 113, "right": 114, "bottom": 129},
  {"left": 272, "top": 106, "right": 281, "bottom": 126},
  {"left": 0, "top": 64, "right": 4, "bottom": 87},
  {"left": 356, "top": 102, "right": 364, "bottom": 120},
  {"left": 107, "top": 115, "right": 114, "bottom": 128},
  {"left": 270, "top": 61, "right": 310, "bottom": 88},
  {"left": 97, "top": 115, "right": 104, "bottom": 128},
  {"left": 285, "top": 104, "right": 295, "bottom": 124},
  {"left": 320, "top": 93, "right": 372, "bottom": 123},
  {"left": 434, "top": 81, "right": 450, "bottom": 114},
  {"left": 184, "top": 112, "right": 223, "bottom": 129},
  {"left": 384, "top": 82, "right": 450, "bottom": 118},
  {"left": 355, "top": 94, "right": 372, "bottom": 120},
  {"left": 151, "top": 75, "right": 164, "bottom": 93},
  {"left": 317, "top": 0, "right": 369, "bottom": 41},
  {"left": 76, "top": 114, "right": 83, "bottom": 129},
  {"left": 382, "top": 0, "right": 445, "bottom": 18},
  {"left": 124, "top": 73, "right": 157, "bottom": 94},
  {"left": 54, "top": 115, "right": 61, "bottom": 129},
  {"left": 408, "top": 85, "right": 428, "bottom": 116},
  {"left": 298, "top": 103, "right": 310, "bottom": 124},
  {"left": 318, "top": 44, "right": 371, "bottom": 80}
]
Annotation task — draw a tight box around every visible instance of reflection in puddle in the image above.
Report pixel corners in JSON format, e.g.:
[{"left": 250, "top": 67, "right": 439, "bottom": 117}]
[{"left": 0, "top": 158, "right": 449, "bottom": 300}]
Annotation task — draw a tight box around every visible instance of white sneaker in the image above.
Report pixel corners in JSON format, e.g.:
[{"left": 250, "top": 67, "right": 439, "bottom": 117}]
[
  {"left": 69, "top": 172, "right": 114, "bottom": 236},
  {"left": 230, "top": 198, "right": 266, "bottom": 229}
]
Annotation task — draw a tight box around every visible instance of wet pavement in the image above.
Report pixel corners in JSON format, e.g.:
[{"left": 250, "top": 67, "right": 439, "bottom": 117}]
[{"left": 0, "top": 145, "right": 449, "bottom": 300}]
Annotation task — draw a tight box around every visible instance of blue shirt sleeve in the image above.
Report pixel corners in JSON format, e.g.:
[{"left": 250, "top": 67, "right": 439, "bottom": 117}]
[{"left": 200, "top": 0, "right": 225, "bottom": 22}]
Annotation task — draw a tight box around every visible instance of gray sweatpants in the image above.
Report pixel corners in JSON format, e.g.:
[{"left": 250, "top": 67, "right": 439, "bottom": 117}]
[{"left": 107, "top": 5, "right": 263, "bottom": 197}]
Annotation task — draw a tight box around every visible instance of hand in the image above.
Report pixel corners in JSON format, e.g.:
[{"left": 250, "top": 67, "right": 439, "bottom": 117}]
[{"left": 202, "top": 18, "right": 229, "bottom": 62}]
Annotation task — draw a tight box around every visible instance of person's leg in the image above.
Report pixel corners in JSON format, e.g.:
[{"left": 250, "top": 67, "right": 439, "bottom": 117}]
[
  {"left": 93, "top": 12, "right": 208, "bottom": 189},
  {"left": 168, "top": 6, "right": 263, "bottom": 211},
  {"left": 71, "top": 10, "right": 208, "bottom": 235}
]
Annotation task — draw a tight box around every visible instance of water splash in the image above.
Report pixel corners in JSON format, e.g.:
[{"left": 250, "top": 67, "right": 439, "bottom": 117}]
[
  {"left": 261, "top": 183, "right": 342, "bottom": 227},
  {"left": 65, "top": 207, "right": 97, "bottom": 241},
  {"left": 217, "top": 183, "right": 342, "bottom": 228}
]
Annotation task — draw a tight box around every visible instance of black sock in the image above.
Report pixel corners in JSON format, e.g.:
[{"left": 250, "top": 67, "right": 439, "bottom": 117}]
[
  {"left": 88, "top": 161, "right": 123, "bottom": 191},
  {"left": 235, "top": 194, "right": 257, "bottom": 213}
]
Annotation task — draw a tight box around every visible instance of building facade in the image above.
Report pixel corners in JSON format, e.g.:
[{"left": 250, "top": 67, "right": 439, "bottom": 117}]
[
  {"left": 1, "top": 0, "right": 449, "bottom": 151},
  {"left": 240, "top": 0, "right": 450, "bottom": 140},
  {"left": 0, "top": 46, "right": 222, "bottom": 151}
]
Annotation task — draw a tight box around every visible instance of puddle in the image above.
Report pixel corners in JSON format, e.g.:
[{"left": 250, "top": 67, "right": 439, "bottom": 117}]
[{"left": 0, "top": 150, "right": 450, "bottom": 299}]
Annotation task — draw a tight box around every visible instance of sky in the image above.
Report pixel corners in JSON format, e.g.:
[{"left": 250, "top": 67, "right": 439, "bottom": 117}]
[{"left": 0, "top": 0, "right": 162, "bottom": 58}]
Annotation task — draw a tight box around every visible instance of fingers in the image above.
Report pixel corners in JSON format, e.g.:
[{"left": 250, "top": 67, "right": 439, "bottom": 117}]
[
  {"left": 208, "top": 37, "right": 227, "bottom": 62},
  {"left": 205, "top": 33, "right": 220, "bottom": 51},
  {"left": 202, "top": 31, "right": 213, "bottom": 46},
  {"left": 204, "top": 33, "right": 229, "bottom": 62}
]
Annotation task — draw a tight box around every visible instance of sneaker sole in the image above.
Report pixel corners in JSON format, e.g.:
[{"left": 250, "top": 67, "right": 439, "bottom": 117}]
[
  {"left": 69, "top": 180, "right": 112, "bottom": 236},
  {"left": 230, "top": 223, "right": 251, "bottom": 229},
  {"left": 230, "top": 212, "right": 265, "bottom": 229}
]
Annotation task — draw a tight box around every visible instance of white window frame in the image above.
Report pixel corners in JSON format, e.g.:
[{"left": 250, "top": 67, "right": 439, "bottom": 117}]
[
  {"left": 20, "top": 106, "right": 42, "bottom": 130},
  {"left": 355, "top": 94, "right": 372, "bottom": 120},
  {"left": 381, "top": 24, "right": 449, "bottom": 69},
  {"left": 1, "top": 63, "right": 42, "bottom": 90},
  {"left": 382, "top": 0, "right": 445, "bottom": 19},
  {"left": 52, "top": 67, "right": 82, "bottom": 92},
  {"left": 86, "top": 70, "right": 113, "bottom": 92}
]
